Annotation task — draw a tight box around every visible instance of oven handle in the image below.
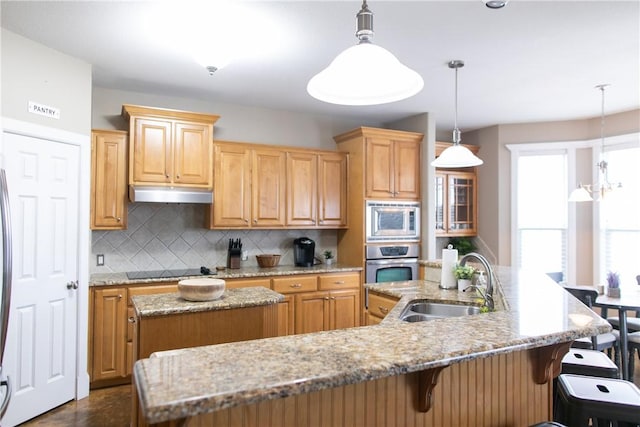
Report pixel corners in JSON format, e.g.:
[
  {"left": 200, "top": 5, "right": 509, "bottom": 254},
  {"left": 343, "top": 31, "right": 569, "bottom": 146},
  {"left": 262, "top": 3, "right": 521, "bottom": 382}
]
[{"left": 366, "top": 258, "right": 418, "bottom": 266}]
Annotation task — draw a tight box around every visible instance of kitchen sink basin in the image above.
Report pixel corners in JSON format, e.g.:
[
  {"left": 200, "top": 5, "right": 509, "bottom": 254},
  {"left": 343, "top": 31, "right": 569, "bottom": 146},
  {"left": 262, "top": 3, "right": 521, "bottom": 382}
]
[{"left": 400, "top": 300, "right": 481, "bottom": 322}]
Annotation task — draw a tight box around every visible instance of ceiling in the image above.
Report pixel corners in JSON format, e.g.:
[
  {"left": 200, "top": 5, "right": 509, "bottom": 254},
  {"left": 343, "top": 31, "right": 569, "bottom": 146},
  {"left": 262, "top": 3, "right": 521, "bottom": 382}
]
[{"left": 2, "top": 1, "right": 639, "bottom": 135}]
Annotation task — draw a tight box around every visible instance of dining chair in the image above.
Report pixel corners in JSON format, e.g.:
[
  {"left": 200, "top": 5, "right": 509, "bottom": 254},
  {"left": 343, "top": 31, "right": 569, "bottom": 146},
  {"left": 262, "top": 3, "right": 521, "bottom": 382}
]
[
  {"left": 562, "top": 286, "right": 620, "bottom": 361},
  {"left": 626, "top": 331, "right": 640, "bottom": 380},
  {"left": 604, "top": 274, "right": 640, "bottom": 333}
]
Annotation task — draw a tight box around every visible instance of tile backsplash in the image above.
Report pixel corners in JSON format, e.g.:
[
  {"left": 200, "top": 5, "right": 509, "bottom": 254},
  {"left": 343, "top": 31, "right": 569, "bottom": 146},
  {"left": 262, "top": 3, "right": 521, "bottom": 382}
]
[{"left": 91, "top": 203, "right": 338, "bottom": 274}]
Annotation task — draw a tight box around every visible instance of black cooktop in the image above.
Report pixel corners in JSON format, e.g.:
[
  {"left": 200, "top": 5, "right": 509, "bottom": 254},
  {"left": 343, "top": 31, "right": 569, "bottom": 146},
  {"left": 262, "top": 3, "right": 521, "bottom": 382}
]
[{"left": 126, "top": 266, "right": 214, "bottom": 280}]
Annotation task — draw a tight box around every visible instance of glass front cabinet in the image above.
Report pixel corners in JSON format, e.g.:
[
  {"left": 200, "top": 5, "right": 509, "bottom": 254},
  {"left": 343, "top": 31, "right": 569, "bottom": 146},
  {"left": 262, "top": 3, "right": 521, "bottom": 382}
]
[{"left": 435, "top": 170, "right": 477, "bottom": 236}]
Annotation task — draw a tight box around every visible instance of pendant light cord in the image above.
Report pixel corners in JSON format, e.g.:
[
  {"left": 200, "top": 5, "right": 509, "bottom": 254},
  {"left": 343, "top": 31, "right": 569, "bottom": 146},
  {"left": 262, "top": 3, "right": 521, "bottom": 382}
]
[{"left": 449, "top": 60, "right": 464, "bottom": 145}]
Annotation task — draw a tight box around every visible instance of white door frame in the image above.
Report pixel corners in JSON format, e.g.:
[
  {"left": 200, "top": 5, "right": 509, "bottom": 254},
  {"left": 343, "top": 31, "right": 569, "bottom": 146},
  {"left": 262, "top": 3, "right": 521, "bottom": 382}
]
[{"left": 1, "top": 117, "right": 90, "bottom": 400}]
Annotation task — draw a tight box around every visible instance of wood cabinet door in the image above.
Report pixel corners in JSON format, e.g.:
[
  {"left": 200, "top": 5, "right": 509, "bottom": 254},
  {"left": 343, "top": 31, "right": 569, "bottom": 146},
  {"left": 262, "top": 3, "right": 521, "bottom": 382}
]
[
  {"left": 212, "top": 143, "right": 251, "bottom": 227},
  {"left": 252, "top": 149, "right": 286, "bottom": 227},
  {"left": 295, "top": 291, "right": 328, "bottom": 334},
  {"left": 447, "top": 172, "right": 477, "bottom": 236},
  {"left": 328, "top": 289, "right": 360, "bottom": 330},
  {"left": 91, "top": 130, "right": 128, "bottom": 230},
  {"left": 92, "top": 288, "right": 127, "bottom": 381},
  {"left": 286, "top": 152, "right": 317, "bottom": 226},
  {"left": 130, "top": 117, "right": 172, "bottom": 184},
  {"left": 317, "top": 152, "right": 348, "bottom": 228},
  {"left": 365, "top": 137, "right": 394, "bottom": 198},
  {"left": 393, "top": 139, "right": 420, "bottom": 199},
  {"left": 277, "top": 295, "right": 295, "bottom": 336},
  {"left": 173, "top": 121, "right": 212, "bottom": 186}
]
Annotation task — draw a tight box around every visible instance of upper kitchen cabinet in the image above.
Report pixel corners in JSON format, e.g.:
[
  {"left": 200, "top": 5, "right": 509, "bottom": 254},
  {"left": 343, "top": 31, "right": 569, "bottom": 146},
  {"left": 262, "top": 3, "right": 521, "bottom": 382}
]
[
  {"left": 91, "top": 129, "right": 128, "bottom": 230},
  {"left": 334, "top": 127, "right": 423, "bottom": 201},
  {"left": 434, "top": 142, "right": 479, "bottom": 237},
  {"left": 208, "top": 141, "right": 286, "bottom": 228},
  {"left": 121, "top": 104, "right": 219, "bottom": 188},
  {"left": 364, "top": 131, "right": 422, "bottom": 200},
  {"left": 286, "top": 151, "right": 348, "bottom": 228}
]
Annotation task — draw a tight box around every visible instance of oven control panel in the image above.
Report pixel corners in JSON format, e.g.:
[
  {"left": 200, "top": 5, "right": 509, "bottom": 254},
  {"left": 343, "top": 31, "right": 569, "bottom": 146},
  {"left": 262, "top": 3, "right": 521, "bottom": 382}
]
[{"left": 366, "top": 244, "right": 420, "bottom": 260}]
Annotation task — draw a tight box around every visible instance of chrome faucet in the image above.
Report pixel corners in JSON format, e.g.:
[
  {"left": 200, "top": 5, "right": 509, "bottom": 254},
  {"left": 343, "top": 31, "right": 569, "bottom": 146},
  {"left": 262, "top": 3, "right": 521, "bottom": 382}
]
[{"left": 460, "top": 252, "right": 495, "bottom": 311}]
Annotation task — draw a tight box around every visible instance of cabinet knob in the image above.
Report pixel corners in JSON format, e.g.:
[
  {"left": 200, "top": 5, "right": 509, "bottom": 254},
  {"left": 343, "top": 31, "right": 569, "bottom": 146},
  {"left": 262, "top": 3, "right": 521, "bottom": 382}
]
[
  {"left": 290, "top": 283, "right": 302, "bottom": 288},
  {"left": 118, "top": 294, "right": 123, "bottom": 300},
  {"left": 116, "top": 217, "right": 121, "bottom": 222},
  {"left": 176, "top": 174, "right": 180, "bottom": 179},
  {"left": 379, "top": 306, "right": 389, "bottom": 314},
  {"left": 244, "top": 219, "right": 249, "bottom": 223},
  {"left": 334, "top": 281, "right": 345, "bottom": 285},
  {"left": 128, "top": 317, "right": 136, "bottom": 323},
  {"left": 325, "top": 296, "right": 330, "bottom": 300},
  {"left": 253, "top": 219, "right": 257, "bottom": 224}
]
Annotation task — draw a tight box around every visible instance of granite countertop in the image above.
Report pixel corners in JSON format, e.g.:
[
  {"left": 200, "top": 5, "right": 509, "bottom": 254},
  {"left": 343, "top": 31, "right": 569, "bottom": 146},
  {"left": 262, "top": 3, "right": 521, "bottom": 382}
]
[
  {"left": 131, "top": 286, "right": 284, "bottom": 318},
  {"left": 133, "top": 266, "right": 611, "bottom": 424},
  {"left": 90, "top": 264, "right": 362, "bottom": 287}
]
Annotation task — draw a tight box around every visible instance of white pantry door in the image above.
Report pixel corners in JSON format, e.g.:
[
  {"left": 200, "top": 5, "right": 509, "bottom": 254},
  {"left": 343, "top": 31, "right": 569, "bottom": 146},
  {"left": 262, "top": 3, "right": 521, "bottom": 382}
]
[{"left": 1, "top": 132, "right": 80, "bottom": 426}]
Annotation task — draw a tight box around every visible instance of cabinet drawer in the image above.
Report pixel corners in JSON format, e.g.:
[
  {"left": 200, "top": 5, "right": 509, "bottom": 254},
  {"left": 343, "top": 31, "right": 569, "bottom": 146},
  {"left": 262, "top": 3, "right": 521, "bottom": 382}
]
[
  {"left": 318, "top": 273, "right": 359, "bottom": 290},
  {"left": 272, "top": 275, "right": 317, "bottom": 294},
  {"left": 368, "top": 292, "right": 399, "bottom": 319}
]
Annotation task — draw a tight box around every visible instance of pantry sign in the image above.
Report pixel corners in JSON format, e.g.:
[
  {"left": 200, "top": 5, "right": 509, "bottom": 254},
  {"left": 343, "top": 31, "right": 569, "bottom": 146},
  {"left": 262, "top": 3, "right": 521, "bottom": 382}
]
[{"left": 28, "top": 101, "right": 60, "bottom": 119}]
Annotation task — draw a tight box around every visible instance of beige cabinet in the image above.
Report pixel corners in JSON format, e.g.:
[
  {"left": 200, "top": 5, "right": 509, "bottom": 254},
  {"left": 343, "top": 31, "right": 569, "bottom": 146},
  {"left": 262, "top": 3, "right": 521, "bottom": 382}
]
[
  {"left": 286, "top": 151, "right": 348, "bottom": 228},
  {"left": 209, "top": 142, "right": 286, "bottom": 228},
  {"left": 90, "top": 130, "right": 128, "bottom": 230},
  {"left": 435, "top": 170, "right": 477, "bottom": 236},
  {"left": 89, "top": 282, "right": 177, "bottom": 388},
  {"left": 90, "top": 287, "right": 127, "bottom": 383},
  {"left": 122, "top": 104, "right": 219, "bottom": 188},
  {"left": 365, "top": 136, "right": 421, "bottom": 200},
  {"left": 365, "top": 291, "right": 400, "bottom": 325}
]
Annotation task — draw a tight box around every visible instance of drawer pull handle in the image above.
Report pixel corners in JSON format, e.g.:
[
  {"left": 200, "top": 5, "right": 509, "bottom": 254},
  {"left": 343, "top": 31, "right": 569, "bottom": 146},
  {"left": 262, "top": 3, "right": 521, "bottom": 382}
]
[
  {"left": 290, "top": 283, "right": 302, "bottom": 288},
  {"left": 128, "top": 317, "right": 136, "bottom": 323},
  {"left": 379, "top": 306, "right": 389, "bottom": 314},
  {"left": 334, "top": 281, "right": 345, "bottom": 284}
]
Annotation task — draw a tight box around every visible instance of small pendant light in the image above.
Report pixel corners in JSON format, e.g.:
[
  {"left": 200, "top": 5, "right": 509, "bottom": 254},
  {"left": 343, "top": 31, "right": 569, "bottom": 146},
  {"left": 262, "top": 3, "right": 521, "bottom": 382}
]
[{"left": 432, "top": 60, "right": 483, "bottom": 168}]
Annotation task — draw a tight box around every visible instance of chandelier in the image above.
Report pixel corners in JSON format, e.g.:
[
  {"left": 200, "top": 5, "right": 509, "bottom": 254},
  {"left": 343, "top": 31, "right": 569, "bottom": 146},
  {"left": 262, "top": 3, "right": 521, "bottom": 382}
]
[{"left": 568, "top": 84, "right": 622, "bottom": 202}]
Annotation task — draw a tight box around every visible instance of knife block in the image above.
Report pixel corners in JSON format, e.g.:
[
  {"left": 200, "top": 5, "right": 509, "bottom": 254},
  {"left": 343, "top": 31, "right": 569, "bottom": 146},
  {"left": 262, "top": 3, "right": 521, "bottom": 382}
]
[{"left": 227, "top": 251, "right": 241, "bottom": 269}]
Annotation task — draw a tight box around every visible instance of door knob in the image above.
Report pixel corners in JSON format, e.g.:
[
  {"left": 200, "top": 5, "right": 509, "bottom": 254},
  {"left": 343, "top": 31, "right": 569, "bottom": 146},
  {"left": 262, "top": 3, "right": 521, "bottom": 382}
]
[{"left": 66, "top": 280, "right": 78, "bottom": 290}]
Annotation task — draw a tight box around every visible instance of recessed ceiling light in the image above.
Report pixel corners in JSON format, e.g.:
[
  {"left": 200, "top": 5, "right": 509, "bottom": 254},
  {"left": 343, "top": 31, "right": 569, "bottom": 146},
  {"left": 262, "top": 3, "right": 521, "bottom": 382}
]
[{"left": 484, "top": 1, "right": 508, "bottom": 9}]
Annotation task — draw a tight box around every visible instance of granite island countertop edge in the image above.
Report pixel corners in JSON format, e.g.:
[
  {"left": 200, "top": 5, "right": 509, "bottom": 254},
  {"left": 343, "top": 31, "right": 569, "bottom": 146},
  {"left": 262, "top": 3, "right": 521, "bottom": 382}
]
[{"left": 134, "top": 265, "right": 612, "bottom": 424}]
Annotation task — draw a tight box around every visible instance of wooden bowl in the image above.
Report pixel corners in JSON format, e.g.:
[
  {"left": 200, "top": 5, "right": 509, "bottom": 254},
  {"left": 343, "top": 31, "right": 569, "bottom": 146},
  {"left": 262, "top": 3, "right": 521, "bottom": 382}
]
[
  {"left": 178, "top": 278, "right": 225, "bottom": 301},
  {"left": 256, "top": 254, "right": 281, "bottom": 268}
]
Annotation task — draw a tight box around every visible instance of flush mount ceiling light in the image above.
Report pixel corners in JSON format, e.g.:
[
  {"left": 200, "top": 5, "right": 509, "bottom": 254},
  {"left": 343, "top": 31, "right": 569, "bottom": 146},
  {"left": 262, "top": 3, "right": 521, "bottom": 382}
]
[
  {"left": 483, "top": 1, "right": 509, "bottom": 9},
  {"left": 569, "top": 84, "right": 622, "bottom": 202},
  {"left": 307, "top": 0, "right": 424, "bottom": 106},
  {"left": 431, "top": 60, "right": 483, "bottom": 168}
]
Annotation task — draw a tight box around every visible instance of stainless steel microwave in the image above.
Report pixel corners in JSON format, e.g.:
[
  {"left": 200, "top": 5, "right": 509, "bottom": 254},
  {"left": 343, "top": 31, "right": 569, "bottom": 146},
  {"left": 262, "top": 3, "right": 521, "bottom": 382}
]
[{"left": 365, "top": 201, "right": 420, "bottom": 242}]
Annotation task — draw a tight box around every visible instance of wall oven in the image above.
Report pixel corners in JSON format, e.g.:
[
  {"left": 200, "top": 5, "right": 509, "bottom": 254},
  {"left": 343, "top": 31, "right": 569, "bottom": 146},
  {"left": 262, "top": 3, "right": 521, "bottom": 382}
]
[
  {"left": 365, "top": 244, "right": 419, "bottom": 284},
  {"left": 366, "top": 200, "right": 420, "bottom": 242}
]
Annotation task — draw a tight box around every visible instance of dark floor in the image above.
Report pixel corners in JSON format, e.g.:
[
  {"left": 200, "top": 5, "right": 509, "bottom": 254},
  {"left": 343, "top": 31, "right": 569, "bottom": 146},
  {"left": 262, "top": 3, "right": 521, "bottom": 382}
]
[{"left": 19, "top": 355, "right": 640, "bottom": 427}]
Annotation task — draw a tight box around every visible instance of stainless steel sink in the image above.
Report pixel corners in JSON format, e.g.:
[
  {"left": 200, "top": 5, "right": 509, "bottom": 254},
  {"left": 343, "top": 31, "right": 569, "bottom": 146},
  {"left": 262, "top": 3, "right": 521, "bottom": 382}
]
[{"left": 400, "top": 300, "right": 481, "bottom": 322}]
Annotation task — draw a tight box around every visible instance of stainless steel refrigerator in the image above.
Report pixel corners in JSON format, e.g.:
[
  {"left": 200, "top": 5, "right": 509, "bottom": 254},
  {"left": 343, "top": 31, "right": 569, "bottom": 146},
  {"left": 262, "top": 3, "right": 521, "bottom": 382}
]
[{"left": 0, "top": 169, "right": 13, "bottom": 419}]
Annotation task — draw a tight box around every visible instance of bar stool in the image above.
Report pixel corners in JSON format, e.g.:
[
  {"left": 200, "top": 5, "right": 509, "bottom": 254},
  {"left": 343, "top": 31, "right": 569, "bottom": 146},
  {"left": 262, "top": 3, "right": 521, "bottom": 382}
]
[
  {"left": 561, "top": 348, "right": 619, "bottom": 378},
  {"left": 555, "top": 374, "right": 640, "bottom": 427}
]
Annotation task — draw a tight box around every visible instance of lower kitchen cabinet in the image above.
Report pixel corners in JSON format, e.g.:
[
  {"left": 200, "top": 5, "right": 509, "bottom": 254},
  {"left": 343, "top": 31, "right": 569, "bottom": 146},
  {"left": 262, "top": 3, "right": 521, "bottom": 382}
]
[
  {"left": 89, "top": 282, "right": 177, "bottom": 388},
  {"left": 366, "top": 290, "right": 400, "bottom": 325},
  {"left": 89, "top": 271, "right": 361, "bottom": 387},
  {"left": 91, "top": 287, "right": 127, "bottom": 383},
  {"left": 296, "top": 289, "right": 360, "bottom": 334}
]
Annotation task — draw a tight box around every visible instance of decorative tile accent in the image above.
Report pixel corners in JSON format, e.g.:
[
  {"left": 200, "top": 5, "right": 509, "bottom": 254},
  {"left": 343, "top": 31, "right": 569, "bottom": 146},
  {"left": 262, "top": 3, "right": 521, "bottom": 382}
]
[{"left": 91, "top": 203, "right": 338, "bottom": 274}]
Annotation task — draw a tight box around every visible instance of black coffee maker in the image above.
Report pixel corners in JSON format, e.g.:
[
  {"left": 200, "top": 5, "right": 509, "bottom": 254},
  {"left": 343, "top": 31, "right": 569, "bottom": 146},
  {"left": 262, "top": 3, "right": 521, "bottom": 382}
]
[{"left": 293, "top": 237, "right": 315, "bottom": 267}]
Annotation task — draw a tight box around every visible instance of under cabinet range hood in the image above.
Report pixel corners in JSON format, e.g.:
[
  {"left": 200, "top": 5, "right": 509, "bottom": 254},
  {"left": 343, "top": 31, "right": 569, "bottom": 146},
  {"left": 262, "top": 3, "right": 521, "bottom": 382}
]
[{"left": 129, "top": 186, "right": 213, "bottom": 204}]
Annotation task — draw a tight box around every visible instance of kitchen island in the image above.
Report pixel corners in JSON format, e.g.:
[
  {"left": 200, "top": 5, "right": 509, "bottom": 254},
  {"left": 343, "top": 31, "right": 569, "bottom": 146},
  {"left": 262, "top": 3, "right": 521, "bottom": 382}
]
[
  {"left": 133, "top": 266, "right": 611, "bottom": 426},
  {"left": 130, "top": 286, "right": 284, "bottom": 426}
]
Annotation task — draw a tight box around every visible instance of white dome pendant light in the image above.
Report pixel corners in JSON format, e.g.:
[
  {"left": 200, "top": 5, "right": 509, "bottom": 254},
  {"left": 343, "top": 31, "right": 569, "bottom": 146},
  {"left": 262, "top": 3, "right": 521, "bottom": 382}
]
[
  {"left": 307, "top": 1, "right": 424, "bottom": 106},
  {"left": 432, "top": 60, "right": 483, "bottom": 168}
]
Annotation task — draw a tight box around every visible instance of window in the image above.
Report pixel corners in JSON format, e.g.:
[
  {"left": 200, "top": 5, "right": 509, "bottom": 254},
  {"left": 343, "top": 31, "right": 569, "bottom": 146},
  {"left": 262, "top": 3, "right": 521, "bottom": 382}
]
[
  {"left": 515, "top": 152, "right": 568, "bottom": 279},
  {"left": 599, "top": 144, "right": 640, "bottom": 286}
]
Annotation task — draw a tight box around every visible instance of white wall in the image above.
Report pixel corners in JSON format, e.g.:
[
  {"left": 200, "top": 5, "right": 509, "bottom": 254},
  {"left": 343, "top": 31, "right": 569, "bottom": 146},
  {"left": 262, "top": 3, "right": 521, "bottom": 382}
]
[
  {"left": 1, "top": 29, "right": 92, "bottom": 135},
  {"left": 92, "top": 86, "right": 381, "bottom": 150}
]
